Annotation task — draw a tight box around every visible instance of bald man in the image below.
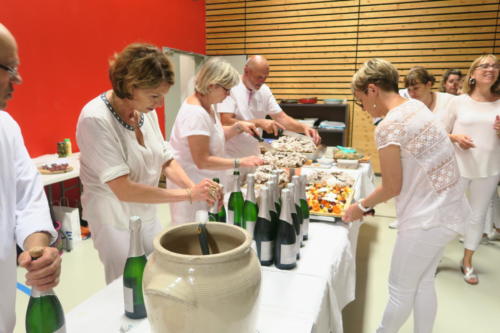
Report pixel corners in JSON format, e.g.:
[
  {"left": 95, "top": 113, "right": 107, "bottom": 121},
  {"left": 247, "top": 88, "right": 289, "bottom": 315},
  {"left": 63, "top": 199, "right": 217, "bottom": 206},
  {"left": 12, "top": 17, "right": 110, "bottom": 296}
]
[
  {"left": 217, "top": 55, "right": 320, "bottom": 158},
  {"left": 0, "top": 23, "right": 61, "bottom": 332}
]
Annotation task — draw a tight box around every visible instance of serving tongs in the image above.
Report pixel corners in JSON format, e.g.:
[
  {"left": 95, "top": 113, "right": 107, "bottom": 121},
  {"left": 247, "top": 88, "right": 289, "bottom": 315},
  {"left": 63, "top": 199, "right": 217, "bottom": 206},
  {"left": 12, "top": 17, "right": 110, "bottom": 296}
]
[{"left": 252, "top": 132, "right": 276, "bottom": 153}]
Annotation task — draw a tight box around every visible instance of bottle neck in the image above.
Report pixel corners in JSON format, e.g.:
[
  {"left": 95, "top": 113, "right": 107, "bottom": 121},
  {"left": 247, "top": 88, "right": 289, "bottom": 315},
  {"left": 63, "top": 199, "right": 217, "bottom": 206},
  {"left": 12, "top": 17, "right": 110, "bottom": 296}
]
[
  {"left": 232, "top": 173, "right": 241, "bottom": 193},
  {"left": 258, "top": 188, "right": 270, "bottom": 220},
  {"left": 128, "top": 225, "right": 145, "bottom": 257},
  {"left": 31, "top": 288, "right": 55, "bottom": 298},
  {"left": 246, "top": 179, "right": 256, "bottom": 203},
  {"left": 292, "top": 178, "right": 302, "bottom": 205},
  {"left": 279, "top": 191, "right": 292, "bottom": 224}
]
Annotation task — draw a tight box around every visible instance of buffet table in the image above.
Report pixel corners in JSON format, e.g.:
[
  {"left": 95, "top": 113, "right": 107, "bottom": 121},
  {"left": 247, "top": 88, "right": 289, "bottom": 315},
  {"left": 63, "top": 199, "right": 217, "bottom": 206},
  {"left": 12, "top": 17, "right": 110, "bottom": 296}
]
[{"left": 66, "top": 163, "right": 374, "bottom": 333}]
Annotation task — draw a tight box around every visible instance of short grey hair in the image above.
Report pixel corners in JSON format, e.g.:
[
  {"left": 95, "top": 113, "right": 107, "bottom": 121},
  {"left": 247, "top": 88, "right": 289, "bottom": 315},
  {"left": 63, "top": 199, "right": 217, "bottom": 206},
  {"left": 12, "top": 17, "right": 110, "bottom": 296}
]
[{"left": 195, "top": 57, "right": 240, "bottom": 95}]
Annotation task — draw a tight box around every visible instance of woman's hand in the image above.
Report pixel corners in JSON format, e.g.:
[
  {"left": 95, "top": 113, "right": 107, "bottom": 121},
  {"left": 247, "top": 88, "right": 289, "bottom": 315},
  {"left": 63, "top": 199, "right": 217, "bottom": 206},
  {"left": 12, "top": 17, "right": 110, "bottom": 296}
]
[
  {"left": 240, "top": 155, "right": 265, "bottom": 167},
  {"left": 191, "top": 178, "right": 221, "bottom": 206},
  {"left": 342, "top": 203, "right": 364, "bottom": 223},
  {"left": 494, "top": 115, "right": 500, "bottom": 138},
  {"left": 451, "top": 134, "right": 475, "bottom": 149},
  {"left": 235, "top": 121, "right": 260, "bottom": 137}
]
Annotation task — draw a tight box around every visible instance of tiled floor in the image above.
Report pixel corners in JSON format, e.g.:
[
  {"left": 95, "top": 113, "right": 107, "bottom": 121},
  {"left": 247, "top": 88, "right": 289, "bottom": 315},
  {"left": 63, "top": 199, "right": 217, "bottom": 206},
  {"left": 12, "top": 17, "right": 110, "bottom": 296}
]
[{"left": 14, "top": 187, "right": 500, "bottom": 333}]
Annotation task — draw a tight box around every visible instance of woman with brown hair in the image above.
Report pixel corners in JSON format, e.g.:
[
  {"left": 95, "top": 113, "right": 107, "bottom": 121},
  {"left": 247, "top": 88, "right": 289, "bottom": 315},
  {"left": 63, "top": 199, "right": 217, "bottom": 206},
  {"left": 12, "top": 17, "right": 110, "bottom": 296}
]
[
  {"left": 76, "top": 43, "right": 218, "bottom": 283},
  {"left": 442, "top": 54, "right": 500, "bottom": 285},
  {"left": 344, "top": 58, "right": 469, "bottom": 333},
  {"left": 440, "top": 68, "right": 463, "bottom": 95}
]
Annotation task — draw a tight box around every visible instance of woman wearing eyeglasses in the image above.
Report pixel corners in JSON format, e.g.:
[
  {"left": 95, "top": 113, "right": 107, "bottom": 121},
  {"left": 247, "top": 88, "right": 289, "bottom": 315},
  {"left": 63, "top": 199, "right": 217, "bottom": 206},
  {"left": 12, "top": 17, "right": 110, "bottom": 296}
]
[
  {"left": 168, "top": 57, "right": 264, "bottom": 225},
  {"left": 442, "top": 54, "right": 500, "bottom": 285},
  {"left": 344, "top": 58, "right": 469, "bottom": 333},
  {"left": 76, "top": 43, "right": 217, "bottom": 284}
]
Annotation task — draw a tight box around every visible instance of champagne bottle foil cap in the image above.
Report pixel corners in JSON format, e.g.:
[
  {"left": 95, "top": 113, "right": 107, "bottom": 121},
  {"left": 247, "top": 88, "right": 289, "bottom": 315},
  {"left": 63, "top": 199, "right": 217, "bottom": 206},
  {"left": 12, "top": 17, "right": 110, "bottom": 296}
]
[{"left": 129, "top": 216, "right": 142, "bottom": 230}]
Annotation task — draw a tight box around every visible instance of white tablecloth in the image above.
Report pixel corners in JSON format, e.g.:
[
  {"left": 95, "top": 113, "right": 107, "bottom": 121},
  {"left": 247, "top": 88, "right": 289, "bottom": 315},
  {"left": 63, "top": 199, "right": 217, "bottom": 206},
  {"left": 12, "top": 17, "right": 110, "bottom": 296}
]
[{"left": 66, "top": 164, "right": 375, "bottom": 333}]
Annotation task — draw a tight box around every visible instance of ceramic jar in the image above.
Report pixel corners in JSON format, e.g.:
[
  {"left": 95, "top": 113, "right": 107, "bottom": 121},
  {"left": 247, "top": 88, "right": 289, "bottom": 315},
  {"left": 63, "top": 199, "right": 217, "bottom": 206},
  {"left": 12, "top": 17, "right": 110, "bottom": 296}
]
[{"left": 143, "top": 222, "right": 261, "bottom": 333}]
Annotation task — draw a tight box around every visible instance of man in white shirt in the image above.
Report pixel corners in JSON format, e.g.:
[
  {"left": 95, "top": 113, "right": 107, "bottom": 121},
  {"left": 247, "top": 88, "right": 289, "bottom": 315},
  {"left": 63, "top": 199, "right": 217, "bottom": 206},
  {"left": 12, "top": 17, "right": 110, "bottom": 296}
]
[
  {"left": 0, "top": 23, "right": 61, "bottom": 332},
  {"left": 218, "top": 55, "right": 321, "bottom": 158}
]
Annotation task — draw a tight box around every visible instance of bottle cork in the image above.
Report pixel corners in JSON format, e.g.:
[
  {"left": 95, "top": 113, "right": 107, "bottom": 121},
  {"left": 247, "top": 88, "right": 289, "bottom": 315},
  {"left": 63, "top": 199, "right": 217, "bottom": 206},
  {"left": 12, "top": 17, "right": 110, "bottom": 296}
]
[{"left": 29, "top": 246, "right": 44, "bottom": 260}]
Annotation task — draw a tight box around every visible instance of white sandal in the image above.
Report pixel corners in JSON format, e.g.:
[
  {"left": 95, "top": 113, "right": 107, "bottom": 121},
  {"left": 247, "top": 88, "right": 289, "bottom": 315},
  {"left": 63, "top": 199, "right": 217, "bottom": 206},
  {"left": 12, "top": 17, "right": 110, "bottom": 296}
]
[{"left": 461, "top": 265, "right": 479, "bottom": 285}]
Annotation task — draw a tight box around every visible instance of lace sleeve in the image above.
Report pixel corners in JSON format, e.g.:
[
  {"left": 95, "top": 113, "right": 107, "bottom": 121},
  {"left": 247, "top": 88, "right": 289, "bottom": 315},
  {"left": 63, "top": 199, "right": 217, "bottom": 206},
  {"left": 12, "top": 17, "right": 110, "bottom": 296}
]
[{"left": 375, "top": 120, "right": 406, "bottom": 149}]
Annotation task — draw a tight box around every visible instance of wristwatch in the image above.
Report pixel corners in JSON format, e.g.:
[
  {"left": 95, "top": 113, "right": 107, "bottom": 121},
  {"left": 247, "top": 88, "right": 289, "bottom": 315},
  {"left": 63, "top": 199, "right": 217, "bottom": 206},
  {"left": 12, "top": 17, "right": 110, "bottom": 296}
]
[{"left": 357, "top": 199, "right": 372, "bottom": 213}]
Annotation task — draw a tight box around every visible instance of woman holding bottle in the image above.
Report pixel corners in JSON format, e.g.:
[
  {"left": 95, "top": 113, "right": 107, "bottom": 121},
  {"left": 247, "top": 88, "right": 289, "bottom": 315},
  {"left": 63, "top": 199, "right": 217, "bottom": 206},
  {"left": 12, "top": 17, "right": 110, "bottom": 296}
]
[
  {"left": 168, "top": 57, "right": 264, "bottom": 225},
  {"left": 442, "top": 54, "right": 500, "bottom": 285},
  {"left": 76, "top": 43, "right": 217, "bottom": 284},
  {"left": 343, "top": 58, "right": 470, "bottom": 333}
]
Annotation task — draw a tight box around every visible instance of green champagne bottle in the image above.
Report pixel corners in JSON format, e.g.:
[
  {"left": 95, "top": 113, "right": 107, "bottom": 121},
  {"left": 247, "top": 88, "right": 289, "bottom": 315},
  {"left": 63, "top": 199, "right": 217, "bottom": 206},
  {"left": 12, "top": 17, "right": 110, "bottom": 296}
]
[
  {"left": 123, "top": 216, "right": 147, "bottom": 319},
  {"left": 209, "top": 178, "right": 220, "bottom": 222},
  {"left": 299, "top": 175, "right": 310, "bottom": 241},
  {"left": 274, "top": 189, "right": 297, "bottom": 270},
  {"left": 292, "top": 175, "right": 305, "bottom": 247},
  {"left": 287, "top": 183, "right": 301, "bottom": 260},
  {"left": 254, "top": 185, "right": 274, "bottom": 266},
  {"left": 243, "top": 173, "right": 258, "bottom": 236},
  {"left": 26, "top": 247, "right": 66, "bottom": 333},
  {"left": 228, "top": 170, "right": 244, "bottom": 227},
  {"left": 266, "top": 180, "right": 279, "bottom": 237},
  {"left": 218, "top": 184, "right": 227, "bottom": 222}
]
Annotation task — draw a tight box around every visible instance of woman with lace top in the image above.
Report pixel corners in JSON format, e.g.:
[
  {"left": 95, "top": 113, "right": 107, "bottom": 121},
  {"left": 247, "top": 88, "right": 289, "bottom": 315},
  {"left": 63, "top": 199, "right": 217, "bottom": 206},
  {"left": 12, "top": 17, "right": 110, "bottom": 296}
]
[
  {"left": 76, "top": 43, "right": 218, "bottom": 284},
  {"left": 343, "top": 58, "right": 470, "bottom": 333},
  {"left": 442, "top": 54, "right": 500, "bottom": 285}
]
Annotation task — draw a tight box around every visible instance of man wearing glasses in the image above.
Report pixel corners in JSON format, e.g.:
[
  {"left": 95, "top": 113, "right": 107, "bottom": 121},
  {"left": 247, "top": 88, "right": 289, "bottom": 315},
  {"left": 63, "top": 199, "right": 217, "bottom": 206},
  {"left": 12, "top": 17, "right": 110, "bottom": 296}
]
[{"left": 0, "top": 23, "right": 61, "bottom": 332}]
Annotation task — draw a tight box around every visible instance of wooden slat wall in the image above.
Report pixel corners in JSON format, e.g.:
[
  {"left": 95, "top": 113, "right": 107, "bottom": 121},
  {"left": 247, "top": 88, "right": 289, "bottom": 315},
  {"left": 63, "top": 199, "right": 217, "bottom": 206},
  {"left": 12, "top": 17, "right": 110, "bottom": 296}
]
[{"left": 206, "top": 0, "right": 500, "bottom": 172}]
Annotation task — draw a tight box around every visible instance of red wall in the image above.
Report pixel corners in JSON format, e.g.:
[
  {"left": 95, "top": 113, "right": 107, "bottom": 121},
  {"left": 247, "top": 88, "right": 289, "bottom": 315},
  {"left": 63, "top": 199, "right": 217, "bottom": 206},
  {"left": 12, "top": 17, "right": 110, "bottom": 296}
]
[{"left": 1, "top": 0, "right": 205, "bottom": 157}]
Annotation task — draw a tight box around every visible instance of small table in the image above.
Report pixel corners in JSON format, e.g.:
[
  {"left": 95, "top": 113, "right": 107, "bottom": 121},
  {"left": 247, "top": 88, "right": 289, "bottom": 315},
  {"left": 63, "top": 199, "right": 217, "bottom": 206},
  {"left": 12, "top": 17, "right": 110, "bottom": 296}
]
[{"left": 32, "top": 153, "right": 81, "bottom": 202}]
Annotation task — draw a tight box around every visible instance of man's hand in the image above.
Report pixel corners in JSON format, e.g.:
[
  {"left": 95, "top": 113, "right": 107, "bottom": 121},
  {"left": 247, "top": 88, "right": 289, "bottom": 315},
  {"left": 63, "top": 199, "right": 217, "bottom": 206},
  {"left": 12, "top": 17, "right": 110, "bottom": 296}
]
[
  {"left": 18, "top": 246, "right": 62, "bottom": 291},
  {"left": 303, "top": 125, "right": 321, "bottom": 145},
  {"left": 255, "top": 119, "right": 285, "bottom": 136}
]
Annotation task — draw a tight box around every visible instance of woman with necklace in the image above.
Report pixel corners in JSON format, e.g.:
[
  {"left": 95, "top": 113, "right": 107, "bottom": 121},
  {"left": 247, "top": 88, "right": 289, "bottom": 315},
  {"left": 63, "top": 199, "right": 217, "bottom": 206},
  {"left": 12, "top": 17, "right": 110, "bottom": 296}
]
[
  {"left": 168, "top": 57, "right": 264, "bottom": 225},
  {"left": 404, "top": 66, "right": 456, "bottom": 121},
  {"left": 442, "top": 54, "right": 500, "bottom": 285},
  {"left": 343, "top": 58, "right": 469, "bottom": 333},
  {"left": 76, "top": 43, "right": 218, "bottom": 284}
]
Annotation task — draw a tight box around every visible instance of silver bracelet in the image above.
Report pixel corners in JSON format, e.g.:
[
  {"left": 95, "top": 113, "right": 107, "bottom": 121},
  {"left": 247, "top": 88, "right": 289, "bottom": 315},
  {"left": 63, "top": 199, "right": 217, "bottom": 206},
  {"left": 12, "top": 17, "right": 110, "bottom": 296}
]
[
  {"left": 233, "top": 158, "right": 240, "bottom": 169},
  {"left": 357, "top": 199, "right": 371, "bottom": 213}
]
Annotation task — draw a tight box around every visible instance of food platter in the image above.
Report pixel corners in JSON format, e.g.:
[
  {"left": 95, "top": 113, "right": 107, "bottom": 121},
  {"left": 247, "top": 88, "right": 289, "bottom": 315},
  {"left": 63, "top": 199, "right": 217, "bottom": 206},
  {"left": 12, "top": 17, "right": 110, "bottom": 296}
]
[
  {"left": 306, "top": 183, "right": 354, "bottom": 217},
  {"left": 38, "top": 166, "right": 74, "bottom": 174}
]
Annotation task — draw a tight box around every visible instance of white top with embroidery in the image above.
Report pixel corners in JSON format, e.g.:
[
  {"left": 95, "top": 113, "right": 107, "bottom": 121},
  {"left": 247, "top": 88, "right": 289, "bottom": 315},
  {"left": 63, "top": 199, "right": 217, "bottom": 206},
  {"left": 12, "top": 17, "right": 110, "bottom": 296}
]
[
  {"left": 441, "top": 94, "right": 500, "bottom": 179},
  {"left": 216, "top": 80, "right": 282, "bottom": 158},
  {"left": 376, "top": 99, "right": 469, "bottom": 233}
]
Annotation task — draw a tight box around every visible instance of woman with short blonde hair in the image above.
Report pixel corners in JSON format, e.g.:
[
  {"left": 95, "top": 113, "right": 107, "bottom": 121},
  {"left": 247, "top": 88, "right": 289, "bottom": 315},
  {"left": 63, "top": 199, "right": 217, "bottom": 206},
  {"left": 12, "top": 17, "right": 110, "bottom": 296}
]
[
  {"left": 168, "top": 57, "right": 263, "bottom": 225},
  {"left": 346, "top": 58, "right": 469, "bottom": 333}
]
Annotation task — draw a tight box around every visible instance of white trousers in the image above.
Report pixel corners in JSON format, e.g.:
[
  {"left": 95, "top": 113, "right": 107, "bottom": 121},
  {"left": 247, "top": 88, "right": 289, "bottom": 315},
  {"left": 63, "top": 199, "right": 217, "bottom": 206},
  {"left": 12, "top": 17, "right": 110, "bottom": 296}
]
[
  {"left": 89, "top": 219, "right": 162, "bottom": 284},
  {"left": 377, "top": 226, "right": 458, "bottom": 333},
  {"left": 484, "top": 190, "right": 500, "bottom": 233},
  {"left": 463, "top": 175, "right": 500, "bottom": 251}
]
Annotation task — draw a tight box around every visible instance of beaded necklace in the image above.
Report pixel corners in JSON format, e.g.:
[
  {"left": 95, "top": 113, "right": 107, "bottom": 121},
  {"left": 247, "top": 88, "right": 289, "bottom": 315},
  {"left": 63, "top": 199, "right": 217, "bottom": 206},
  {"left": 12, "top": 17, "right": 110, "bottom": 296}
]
[{"left": 101, "top": 93, "right": 144, "bottom": 131}]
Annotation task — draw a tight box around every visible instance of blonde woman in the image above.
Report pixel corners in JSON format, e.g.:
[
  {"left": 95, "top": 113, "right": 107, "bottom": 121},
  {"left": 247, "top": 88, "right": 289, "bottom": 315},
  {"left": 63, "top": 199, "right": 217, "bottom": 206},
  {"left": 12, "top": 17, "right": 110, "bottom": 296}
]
[
  {"left": 343, "top": 58, "right": 469, "bottom": 333},
  {"left": 168, "top": 57, "right": 264, "bottom": 225},
  {"left": 76, "top": 43, "right": 216, "bottom": 284},
  {"left": 442, "top": 54, "right": 500, "bottom": 285}
]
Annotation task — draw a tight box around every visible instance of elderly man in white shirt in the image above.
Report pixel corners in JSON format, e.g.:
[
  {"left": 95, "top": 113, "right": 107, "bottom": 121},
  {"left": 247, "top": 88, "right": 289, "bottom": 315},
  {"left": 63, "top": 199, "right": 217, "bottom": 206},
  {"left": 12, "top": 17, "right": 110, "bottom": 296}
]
[
  {"left": 0, "top": 23, "right": 61, "bottom": 332},
  {"left": 217, "top": 55, "right": 321, "bottom": 158}
]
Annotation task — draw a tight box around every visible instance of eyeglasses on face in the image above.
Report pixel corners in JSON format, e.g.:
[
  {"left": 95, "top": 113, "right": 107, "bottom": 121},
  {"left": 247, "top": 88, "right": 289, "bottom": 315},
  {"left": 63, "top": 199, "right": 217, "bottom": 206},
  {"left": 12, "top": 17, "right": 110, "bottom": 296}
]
[
  {"left": 477, "top": 63, "right": 500, "bottom": 70},
  {"left": 217, "top": 84, "right": 230, "bottom": 93},
  {"left": 0, "top": 64, "right": 20, "bottom": 78}
]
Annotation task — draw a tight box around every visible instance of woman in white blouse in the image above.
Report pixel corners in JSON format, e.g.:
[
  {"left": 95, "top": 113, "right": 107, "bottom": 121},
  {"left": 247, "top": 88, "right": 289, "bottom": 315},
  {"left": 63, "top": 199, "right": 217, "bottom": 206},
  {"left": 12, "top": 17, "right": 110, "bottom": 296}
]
[
  {"left": 404, "top": 66, "right": 455, "bottom": 119},
  {"left": 76, "top": 44, "right": 217, "bottom": 284},
  {"left": 442, "top": 54, "right": 500, "bottom": 285},
  {"left": 344, "top": 58, "right": 469, "bottom": 333},
  {"left": 168, "top": 57, "right": 264, "bottom": 225}
]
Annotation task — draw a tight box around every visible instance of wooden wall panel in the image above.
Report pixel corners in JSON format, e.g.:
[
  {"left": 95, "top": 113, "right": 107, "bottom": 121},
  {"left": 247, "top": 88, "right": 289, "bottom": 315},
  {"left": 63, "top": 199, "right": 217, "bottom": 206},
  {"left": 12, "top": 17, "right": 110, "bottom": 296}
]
[{"left": 206, "top": 0, "right": 500, "bottom": 173}]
